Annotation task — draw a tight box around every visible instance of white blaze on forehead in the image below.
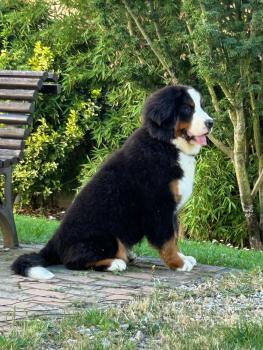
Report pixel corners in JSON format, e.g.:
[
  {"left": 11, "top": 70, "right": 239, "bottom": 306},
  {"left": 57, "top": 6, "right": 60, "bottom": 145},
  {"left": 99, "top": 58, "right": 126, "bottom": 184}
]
[
  {"left": 187, "top": 88, "right": 202, "bottom": 109},
  {"left": 187, "top": 88, "right": 212, "bottom": 136}
]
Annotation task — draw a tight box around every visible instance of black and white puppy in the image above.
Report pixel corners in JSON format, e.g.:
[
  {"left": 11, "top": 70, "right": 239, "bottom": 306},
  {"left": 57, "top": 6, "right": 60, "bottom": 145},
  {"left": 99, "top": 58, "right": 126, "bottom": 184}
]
[{"left": 12, "top": 85, "right": 213, "bottom": 279}]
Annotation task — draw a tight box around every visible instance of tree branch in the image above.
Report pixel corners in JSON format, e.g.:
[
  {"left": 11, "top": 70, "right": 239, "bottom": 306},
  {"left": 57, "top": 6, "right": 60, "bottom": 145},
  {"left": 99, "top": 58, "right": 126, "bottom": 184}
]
[
  {"left": 208, "top": 134, "right": 233, "bottom": 159},
  {"left": 219, "top": 83, "right": 235, "bottom": 106},
  {"left": 252, "top": 169, "right": 263, "bottom": 198},
  {"left": 121, "top": 0, "right": 178, "bottom": 84},
  {"left": 206, "top": 84, "right": 220, "bottom": 113}
]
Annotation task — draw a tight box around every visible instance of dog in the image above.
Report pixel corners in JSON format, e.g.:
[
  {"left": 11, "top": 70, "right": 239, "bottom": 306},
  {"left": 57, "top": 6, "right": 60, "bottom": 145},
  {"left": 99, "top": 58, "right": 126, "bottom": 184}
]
[{"left": 12, "top": 85, "right": 213, "bottom": 279}]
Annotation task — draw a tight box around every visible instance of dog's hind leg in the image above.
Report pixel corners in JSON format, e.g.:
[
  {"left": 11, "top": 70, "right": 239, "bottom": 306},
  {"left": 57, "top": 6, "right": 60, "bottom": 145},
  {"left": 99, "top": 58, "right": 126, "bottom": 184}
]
[{"left": 62, "top": 236, "right": 128, "bottom": 272}]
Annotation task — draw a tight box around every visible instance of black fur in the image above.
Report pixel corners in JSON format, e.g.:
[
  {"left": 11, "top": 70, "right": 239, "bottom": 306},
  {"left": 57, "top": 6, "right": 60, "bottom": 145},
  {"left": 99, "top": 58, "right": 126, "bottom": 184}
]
[{"left": 11, "top": 85, "right": 197, "bottom": 275}]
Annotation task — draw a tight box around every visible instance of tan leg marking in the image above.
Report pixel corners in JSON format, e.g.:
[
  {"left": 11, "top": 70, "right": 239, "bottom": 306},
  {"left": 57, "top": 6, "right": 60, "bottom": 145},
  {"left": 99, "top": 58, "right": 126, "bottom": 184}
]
[
  {"left": 85, "top": 239, "right": 128, "bottom": 268},
  {"left": 116, "top": 239, "right": 129, "bottom": 262},
  {"left": 85, "top": 259, "right": 114, "bottom": 268},
  {"left": 169, "top": 179, "right": 182, "bottom": 203},
  {"left": 159, "top": 236, "right": 184, "bottom": 269}
]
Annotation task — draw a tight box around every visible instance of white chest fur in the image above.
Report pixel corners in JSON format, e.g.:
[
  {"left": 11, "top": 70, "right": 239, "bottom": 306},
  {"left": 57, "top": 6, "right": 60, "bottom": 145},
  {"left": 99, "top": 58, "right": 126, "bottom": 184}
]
[{"left": 176, "top": 152, "right": 196, "bottom": 211}]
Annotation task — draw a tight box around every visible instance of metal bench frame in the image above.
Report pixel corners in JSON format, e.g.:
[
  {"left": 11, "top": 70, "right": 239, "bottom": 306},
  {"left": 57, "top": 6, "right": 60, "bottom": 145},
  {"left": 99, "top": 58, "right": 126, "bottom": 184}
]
[{"left": 0, "top": 70, "right": 60, "bottom": 248}]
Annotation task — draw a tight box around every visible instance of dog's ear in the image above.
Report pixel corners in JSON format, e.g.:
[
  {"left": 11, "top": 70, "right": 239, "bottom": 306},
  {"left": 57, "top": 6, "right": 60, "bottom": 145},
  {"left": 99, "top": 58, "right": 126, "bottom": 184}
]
[{"left": 143, "top": 86, "right": 183, "bottom": 128}]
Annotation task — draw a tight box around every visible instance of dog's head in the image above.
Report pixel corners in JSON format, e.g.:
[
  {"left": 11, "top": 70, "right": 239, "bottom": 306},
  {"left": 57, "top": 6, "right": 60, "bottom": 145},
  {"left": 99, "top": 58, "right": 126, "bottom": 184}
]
[{"left": 143, "top": 85, "right": 213, "bottom": 155}]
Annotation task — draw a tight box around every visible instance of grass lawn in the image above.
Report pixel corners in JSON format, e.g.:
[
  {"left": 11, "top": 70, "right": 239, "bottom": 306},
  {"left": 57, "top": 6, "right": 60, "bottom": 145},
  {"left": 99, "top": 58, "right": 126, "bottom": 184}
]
[
  {"left": 14, "top": 214, "right": 263, "bottom": 271},
  {"left": 1, "top": 271, "right": 263, "bottom": 349}
]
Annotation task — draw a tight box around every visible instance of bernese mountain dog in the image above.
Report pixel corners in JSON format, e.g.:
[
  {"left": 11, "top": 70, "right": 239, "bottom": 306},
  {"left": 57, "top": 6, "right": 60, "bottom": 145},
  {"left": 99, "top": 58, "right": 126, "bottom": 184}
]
[{"left": 12, "top": 85, "right": 213, "bottom": 279}]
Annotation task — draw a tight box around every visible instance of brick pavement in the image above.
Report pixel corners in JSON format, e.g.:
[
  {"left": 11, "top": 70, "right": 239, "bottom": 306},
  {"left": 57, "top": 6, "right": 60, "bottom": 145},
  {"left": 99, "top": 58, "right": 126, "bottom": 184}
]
[{"left": 0, "top": 244, "right": 232, "bottom": 332}]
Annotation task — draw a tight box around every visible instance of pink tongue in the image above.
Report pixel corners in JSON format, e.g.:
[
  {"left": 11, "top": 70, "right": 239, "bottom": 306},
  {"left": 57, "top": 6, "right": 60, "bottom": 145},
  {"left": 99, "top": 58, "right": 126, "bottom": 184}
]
[{"left": 195, "top": 135, "right": 207, "bottom": 146}]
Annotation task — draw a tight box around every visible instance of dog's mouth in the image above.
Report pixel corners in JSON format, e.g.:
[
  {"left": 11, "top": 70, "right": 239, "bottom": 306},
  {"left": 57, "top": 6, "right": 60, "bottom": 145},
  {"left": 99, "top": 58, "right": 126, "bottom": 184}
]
[{"left": 182, "top": 130, "right": 209, "bottom": 146}]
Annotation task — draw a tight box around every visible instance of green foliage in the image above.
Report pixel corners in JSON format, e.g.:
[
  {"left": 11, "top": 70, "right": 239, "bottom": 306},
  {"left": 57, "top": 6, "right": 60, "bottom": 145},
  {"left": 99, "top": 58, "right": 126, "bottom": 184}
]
[
  {"left": 181, "top": 147, "right": 246, "bottom": 246},
  {"left": 28, "top": 41, "right": 54, "bottom": 71},
  {"left": 13, "top": 100, "right": 99, "bottom": 205}
]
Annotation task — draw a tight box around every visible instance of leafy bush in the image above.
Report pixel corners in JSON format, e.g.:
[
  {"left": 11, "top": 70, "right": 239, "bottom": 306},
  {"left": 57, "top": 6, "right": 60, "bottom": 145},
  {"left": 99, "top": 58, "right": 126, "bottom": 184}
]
[
  {"left": 181, "top": 147, "right": 246, "bottom": 246},
  {"left": 14, "top": 100, "right": 99, "bottom": 205}
]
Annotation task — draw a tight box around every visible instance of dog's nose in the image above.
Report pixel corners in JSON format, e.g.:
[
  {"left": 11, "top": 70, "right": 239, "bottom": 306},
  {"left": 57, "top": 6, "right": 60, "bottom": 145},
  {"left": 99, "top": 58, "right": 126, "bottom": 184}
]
[{"left": 205, "top": 119, "right": 213, "bottom": 130}]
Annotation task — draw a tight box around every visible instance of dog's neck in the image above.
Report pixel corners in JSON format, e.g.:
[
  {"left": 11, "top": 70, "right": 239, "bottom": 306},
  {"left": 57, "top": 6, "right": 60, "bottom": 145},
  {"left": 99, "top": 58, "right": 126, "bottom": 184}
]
[{"left": 171, "top": 137, "right": 201, "bottom": 156}]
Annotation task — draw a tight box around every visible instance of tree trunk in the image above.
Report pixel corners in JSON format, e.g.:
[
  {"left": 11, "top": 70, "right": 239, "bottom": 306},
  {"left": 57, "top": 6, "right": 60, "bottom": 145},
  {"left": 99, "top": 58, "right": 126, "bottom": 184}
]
[
  {"left": 233, "top": 107, "right": 263, "bottom": 249},
  {"left": 251, "top": 100, "right": 263, "bottom": 240}
]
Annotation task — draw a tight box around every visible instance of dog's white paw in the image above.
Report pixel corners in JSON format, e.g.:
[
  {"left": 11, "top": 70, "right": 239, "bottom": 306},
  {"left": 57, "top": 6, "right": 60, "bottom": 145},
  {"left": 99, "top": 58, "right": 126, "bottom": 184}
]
[
  {"left": 177, "top": 253, "right": 196, "bottom": 272},
  {"left": 107, "top": 259, "right": 127, "bottom": 272},
  {"left": 184, "top": 255, "right": 197, "bottom": 266},
  {"left": 27, "top": 266, "right": 55, "bottom": 280},
  {"left": 177, "top": 260, "right": 194, "bottom": 272}
]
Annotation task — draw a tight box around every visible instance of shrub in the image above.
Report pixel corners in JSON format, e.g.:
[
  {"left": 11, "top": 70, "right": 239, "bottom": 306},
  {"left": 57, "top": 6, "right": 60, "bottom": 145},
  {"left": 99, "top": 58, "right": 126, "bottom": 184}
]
[
  {"left": 181, "top": 147, "right": 246, "bottom": 247},
  {"left": 13, "top": 100, "right": 99, "bottom": 206}
]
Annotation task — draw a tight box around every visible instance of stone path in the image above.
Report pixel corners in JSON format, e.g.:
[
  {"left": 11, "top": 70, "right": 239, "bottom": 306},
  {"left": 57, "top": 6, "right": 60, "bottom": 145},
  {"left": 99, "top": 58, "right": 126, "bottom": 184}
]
[{"left": 0, "top": 245, "right": 232, "bottom": 332}]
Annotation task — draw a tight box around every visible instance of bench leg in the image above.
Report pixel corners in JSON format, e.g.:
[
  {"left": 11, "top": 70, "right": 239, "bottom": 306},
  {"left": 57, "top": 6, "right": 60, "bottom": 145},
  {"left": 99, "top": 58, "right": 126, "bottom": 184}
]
[{"left": 0, "top": 167, "right": 19, "bottom": 248}]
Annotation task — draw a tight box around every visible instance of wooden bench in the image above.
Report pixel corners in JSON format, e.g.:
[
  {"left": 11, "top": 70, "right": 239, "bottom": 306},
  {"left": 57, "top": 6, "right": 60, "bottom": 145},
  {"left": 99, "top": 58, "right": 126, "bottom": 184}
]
[{"left": 0, "top": 70, "right": 60, "bottom": 248}]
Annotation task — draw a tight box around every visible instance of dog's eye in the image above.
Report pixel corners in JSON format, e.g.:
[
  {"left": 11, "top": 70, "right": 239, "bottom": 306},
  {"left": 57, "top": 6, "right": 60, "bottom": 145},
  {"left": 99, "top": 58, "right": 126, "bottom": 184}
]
[{"left": 181, "top": 105, "right": 193, "bottom": 114}]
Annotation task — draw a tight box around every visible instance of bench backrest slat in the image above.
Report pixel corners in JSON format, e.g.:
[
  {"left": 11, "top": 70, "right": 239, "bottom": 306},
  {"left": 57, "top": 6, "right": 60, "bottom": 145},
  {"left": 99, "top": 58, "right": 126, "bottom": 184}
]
[
  {"left": 0, "top": 114, "right": 32, "bottom": 125},
  {"left": 0, "top": 127, "right": 29, "bottom": 139},
  {"left": 0, "top": 71, "right": 48, "bottom": 79},
  {"left": 0, "top": 149, "right": 22, "bottom": 159},
  {"left": 0, "top": 78, "right": 43, "bottom": 90},
  {"left": 0, "top": 101, "right": 34, "bottom": 114},
  {"left": 0, "top": 139, "right": 25, "bottom": 150},
  {"left": 0, "top": 89, "right": 37, "bottom": 101}
]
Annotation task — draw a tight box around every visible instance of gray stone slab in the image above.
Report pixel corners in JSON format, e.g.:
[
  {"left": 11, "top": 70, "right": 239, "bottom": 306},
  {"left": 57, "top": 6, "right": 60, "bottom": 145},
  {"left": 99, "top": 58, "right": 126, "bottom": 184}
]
[{"left": 0, "top": 243, "right": 234, "bottom": 331}]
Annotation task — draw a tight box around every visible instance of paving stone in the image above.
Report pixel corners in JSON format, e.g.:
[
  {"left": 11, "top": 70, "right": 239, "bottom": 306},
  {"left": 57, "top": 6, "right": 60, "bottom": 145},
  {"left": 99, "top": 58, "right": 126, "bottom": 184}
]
[
  {"left": 102, "top": 287, "right": 141, "bottom": 296},
  {"left": 93, "top": 273, "right": 133, "bottom": 282},
  {"left": 0, "top": 243, "right": 234, "bottom": 331},
  {"left": 124, "top": 272, "right": 155, "bottom": 280},
  {"left": 23, "top": 288, "right": 67, "bottom": 299},
  {"left": 104, "top": 294, "right": 134, "bottom": 301}
]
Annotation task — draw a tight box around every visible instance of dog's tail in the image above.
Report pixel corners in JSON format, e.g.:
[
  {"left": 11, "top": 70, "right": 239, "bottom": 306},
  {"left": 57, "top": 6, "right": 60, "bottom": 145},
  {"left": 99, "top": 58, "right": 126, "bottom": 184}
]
[{"left": 11, "top": 241, "right": 59, "bottom": 280}]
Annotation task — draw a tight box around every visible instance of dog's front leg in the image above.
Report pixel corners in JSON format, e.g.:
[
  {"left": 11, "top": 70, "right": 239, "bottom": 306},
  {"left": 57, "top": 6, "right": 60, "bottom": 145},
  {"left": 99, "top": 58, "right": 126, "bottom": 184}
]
[{"left": 158, "top": 235, "right": 196, "bottom": 271}]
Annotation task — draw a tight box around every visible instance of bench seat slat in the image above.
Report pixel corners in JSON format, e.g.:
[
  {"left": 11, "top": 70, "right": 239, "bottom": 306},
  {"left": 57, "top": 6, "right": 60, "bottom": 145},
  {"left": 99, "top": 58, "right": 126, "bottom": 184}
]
[
  {"left": 0, "top": 71, "right": 48, "bottom": 79},
  {"left": 0, "top": 114, "right": 32, "bottom": 125},
  {"left": 0, "top": 78, "right": 42, "bottom": 90},
  {"left": 0, "top": 101, "right": 34, "bottom": 114},
  {"left": 0, "top": 139, "right": 25, "bottom": 150},
  {"left": 0, "top": 89, "right": 37, "bottom": 101},
  {"left": 0, "top": 127, "right": 29, "bottom": 139}
]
